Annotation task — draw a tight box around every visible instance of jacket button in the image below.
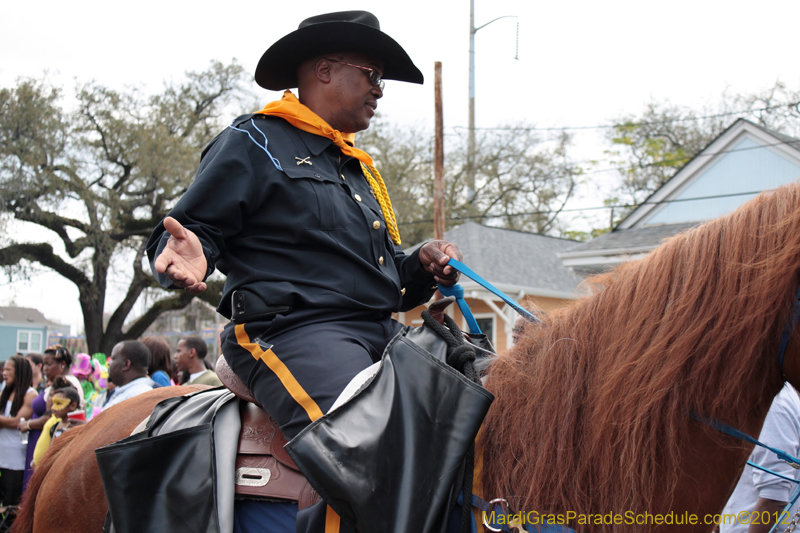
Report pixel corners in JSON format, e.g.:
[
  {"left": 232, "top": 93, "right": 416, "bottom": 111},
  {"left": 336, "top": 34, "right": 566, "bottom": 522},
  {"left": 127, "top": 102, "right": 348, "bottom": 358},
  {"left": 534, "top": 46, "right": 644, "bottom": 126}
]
[
  {"left": 401, "top": 288, "right": 406, "bottom": 296},
  {"left": 354, "top": 194, "right": 362, "bottom": 202},
  {"left": 373, "top": 221, "right": 381, "bottom": 229},
  {"left": 379, "top": 256, "right": 384, "bottom": 265}
]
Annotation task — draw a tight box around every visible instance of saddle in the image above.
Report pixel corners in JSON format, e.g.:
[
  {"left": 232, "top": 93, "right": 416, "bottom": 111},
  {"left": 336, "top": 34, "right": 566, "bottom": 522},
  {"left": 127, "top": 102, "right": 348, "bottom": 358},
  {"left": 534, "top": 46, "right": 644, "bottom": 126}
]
[
  {"left": 215, "top": 298, "right": 488, "bottom": 516},
  {"left": 215, "top": 355, "right": 320, "bottom": 510}
]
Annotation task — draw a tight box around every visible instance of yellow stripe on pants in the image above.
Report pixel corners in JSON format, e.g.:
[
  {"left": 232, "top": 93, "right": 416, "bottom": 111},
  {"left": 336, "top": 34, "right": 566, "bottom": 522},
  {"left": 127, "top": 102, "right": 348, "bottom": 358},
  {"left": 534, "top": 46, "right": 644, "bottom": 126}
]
[
  {"left": 325, "top": 505, "right": 341, "bottom": 532},
  {"left": 234, "top": 323, "right": 324, "bottom": 422}
]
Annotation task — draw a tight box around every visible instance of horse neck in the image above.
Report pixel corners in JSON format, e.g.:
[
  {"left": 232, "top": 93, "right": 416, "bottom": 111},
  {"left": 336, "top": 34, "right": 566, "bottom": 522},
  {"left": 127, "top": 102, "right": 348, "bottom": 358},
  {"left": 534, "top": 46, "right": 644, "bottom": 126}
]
[
  {"left": 652, "top": 328, "right": 795, "bottom": 531},
  {"left": 478, "top": 308, "right": 788, "bottom": 532},
  {"left": 667, "top": 385, "right": 777, "bottom": 523}
]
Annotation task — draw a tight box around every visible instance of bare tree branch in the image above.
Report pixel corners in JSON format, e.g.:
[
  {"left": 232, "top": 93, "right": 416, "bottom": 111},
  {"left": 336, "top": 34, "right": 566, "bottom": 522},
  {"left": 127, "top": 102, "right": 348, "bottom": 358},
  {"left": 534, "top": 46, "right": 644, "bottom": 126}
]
[{"left": 0, "top": 242, "right": 89, "bottom": 287}]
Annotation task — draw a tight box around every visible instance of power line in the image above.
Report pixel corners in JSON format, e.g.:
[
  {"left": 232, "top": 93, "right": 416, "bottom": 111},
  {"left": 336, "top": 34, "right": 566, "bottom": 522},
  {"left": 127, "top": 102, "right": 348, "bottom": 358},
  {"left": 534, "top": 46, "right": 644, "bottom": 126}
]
[
  {"left": 576, "top": 137, "right": 800, "bottom": 178},
  {"left": 404, "top": 136, "right": 800, "bottom": 193},
  {"left": 393, "top": 106, "right": 800, "bottom": 174},
  {"left": 423, "top": 116, "right": 800, "bottom": 180},
  {"left": 397, "top": 189, "right": 774, "bottom": 227},
  {"left": 449, "top": 101, "right": 800, "bottom": 133}
]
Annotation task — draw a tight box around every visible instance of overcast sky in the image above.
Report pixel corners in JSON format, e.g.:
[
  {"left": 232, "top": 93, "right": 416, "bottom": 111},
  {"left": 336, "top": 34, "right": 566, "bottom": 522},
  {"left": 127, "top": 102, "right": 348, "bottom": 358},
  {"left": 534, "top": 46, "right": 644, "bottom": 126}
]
[{"left": 2, "top": 0, "right": 800, "bottom": 333}]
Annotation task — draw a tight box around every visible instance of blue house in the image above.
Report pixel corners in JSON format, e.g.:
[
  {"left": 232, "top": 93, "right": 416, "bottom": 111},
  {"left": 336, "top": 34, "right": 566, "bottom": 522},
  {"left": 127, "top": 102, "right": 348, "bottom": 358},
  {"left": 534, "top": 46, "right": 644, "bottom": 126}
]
[
  {"left": 0, "top": 306, "right": 68, "bottom": 358},
  {"left": 559, "top": 119, "right": 800, "bottom": 274}
]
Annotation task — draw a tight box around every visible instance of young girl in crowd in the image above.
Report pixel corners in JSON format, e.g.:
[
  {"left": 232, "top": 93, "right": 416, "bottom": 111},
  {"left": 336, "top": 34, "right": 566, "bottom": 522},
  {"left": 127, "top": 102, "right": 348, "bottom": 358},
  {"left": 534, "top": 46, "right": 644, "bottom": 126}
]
[
  {"left": 72, "top": 353, "right": 108, "bottom": 418},
  {"left": 32, "top": 379, "right": 81, "bottom": 468},
  {"left": 19, "top": 346, "right": 86, "bottom": 479}
]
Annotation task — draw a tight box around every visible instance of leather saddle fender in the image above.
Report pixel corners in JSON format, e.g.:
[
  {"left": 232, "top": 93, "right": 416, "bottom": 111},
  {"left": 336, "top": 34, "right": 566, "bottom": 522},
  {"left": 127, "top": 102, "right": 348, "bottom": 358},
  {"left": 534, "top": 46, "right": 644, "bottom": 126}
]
[{"left": 217, "top": 355, "right": 320, "bottom": 510}]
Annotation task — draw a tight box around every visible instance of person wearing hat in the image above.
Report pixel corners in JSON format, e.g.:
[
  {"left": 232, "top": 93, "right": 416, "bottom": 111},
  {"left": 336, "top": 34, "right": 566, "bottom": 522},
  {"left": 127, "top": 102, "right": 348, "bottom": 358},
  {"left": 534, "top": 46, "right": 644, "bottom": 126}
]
[{"left": 147, "top": 10, "right": 462, "bottom": 531}]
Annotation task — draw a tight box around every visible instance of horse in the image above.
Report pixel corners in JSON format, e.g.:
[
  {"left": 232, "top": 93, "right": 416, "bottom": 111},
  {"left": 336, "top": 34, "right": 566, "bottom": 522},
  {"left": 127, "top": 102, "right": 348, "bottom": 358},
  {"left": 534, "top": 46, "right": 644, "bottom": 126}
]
[
  {"left": 10, "top": 386, "right": 205, "bottom": 533},
  {"left": 13, "top": 182, "right": 800, "bottom": 533},
  {"left": 480, "top": 182, "right": 800, "bottom": 531}
]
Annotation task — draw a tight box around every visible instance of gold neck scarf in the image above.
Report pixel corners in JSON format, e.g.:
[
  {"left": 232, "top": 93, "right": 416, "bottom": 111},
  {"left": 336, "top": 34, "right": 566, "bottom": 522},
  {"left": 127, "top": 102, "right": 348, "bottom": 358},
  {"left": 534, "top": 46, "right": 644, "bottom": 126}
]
[{"left": 255, "top": 91, "right": 401, "bottom": 244}]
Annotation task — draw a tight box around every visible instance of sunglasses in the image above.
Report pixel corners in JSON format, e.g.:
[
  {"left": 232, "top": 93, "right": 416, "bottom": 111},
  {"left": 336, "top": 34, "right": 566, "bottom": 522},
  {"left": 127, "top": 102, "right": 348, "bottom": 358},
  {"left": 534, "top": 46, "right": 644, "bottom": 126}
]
[{"left": 325, "top": 58, "right": 385, "bottom": 91}]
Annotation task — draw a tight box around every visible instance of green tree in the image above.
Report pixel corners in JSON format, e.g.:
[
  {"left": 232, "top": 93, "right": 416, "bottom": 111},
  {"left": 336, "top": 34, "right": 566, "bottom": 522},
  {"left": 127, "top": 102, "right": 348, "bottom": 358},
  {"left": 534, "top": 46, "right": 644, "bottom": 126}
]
[
  {"left": 449, "top": 127, "right": 578, "bottom": 235},
  {"left": 732, "top": 81, "right": 800, "bottom": 136},
  {"left": 360, "top": 117, "right": 581, "bottom": 244},
  {"left": 357, "top": 115, "right": 434, "bottom": 245},
  {"left": 0, "top": 61, "right": 250, "bottom": 354},
  {"left": 605, "top": 101, "right": 728, "bottom": 208}
]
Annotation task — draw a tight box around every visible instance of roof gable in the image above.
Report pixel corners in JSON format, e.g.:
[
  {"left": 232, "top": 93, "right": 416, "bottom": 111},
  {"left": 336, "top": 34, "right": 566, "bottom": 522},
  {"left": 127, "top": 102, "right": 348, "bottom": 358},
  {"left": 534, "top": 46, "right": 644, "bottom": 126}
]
[{"left": 619, "top": 119, "right": 800, "bottom": 229}]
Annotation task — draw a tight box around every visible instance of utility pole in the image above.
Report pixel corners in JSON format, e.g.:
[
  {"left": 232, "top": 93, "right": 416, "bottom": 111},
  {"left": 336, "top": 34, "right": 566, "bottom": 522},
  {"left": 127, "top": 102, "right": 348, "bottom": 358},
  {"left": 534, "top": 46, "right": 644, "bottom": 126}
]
[
  {"left": 468, "top": 1, "right": 518, "bottom": 200},
  {"left": 468, "top": 0, "right": 476, "bottom": 201},
  {"left": 434, "top": 62, "right": 445, "bottom": 241}
]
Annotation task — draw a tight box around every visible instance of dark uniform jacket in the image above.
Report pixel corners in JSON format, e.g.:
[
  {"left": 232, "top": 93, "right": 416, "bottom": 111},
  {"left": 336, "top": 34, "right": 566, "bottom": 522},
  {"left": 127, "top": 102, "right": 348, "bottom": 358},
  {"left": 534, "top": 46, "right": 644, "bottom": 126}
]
[{"left": 146, "top": 114, "right": 437, "bottom": 319}]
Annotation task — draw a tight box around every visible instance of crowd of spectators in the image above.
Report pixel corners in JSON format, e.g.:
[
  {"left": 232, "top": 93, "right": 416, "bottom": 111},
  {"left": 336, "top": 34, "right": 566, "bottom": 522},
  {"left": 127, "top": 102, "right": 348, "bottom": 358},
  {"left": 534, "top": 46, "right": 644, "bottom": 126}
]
[{"left": 0, "top": 335, "right": 221, "bottom": 517}]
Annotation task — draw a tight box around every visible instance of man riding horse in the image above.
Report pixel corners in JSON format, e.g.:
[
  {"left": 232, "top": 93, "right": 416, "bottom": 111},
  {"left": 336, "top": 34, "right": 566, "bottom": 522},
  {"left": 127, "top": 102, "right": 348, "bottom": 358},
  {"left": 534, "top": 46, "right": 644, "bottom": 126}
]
[{"left": 146, "top": 10, "right": 462, "bottom": 532}]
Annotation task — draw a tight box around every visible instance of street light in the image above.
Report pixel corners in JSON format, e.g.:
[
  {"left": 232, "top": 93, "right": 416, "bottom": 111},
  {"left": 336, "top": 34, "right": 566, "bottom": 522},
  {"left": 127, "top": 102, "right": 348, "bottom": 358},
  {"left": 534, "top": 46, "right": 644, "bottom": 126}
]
[{"left": 468, "top": 0, "right": 517, "bottom": 200}]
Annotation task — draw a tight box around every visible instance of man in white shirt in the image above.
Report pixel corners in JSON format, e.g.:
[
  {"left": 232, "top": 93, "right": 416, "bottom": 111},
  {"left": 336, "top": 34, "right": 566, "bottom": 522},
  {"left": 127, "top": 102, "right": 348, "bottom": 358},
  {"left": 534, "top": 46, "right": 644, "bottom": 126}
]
[
  {"left": 104, "top": 340, "right": 156, "bottom": 409},
  {"left": 720, "top": 384, "right": 800, "bottom": 533}
]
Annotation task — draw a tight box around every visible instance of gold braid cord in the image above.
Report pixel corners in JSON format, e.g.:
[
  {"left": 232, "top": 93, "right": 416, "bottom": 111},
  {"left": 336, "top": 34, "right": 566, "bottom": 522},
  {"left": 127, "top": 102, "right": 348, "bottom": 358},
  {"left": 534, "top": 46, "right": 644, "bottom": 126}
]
[{"left": 361, "top": 163, "right": 401, "bottom": 245}]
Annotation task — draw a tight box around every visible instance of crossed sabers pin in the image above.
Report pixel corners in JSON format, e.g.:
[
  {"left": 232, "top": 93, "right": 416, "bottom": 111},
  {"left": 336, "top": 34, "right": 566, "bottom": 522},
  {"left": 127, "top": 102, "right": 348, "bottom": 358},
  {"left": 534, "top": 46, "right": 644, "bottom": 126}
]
[{"left": 295, "top": 156, "right": 312, "bottom": 166}]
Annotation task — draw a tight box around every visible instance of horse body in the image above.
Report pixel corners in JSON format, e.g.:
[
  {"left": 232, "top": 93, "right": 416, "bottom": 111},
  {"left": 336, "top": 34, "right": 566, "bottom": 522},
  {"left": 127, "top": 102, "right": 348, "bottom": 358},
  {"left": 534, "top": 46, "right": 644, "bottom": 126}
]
[
  {"left": 14, "top": 386, "right": 203, "bottom": 533},
  {"left": 15, "top": 184, "right": 800, "bottom": 533}
]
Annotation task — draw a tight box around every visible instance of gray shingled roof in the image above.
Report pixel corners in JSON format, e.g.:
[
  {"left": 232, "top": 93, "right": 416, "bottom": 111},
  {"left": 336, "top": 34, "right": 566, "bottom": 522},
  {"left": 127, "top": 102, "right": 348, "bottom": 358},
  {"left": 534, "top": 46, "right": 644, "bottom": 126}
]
[
  {"left": 408, "top": 223, "right": 583, "bottom": 295},
  {"left": 564, "top": 222, "right": 700, "bottom": 253},
  {"left": 0, "top": 306, "right": 63, "bottom": 327}
]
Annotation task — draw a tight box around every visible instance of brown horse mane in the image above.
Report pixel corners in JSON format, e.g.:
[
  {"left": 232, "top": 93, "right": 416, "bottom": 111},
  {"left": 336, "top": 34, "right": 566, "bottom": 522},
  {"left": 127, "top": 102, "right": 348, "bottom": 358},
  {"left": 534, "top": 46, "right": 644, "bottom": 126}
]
[{"left": 479, "top": 183, "right": 800, "bottom": 526}]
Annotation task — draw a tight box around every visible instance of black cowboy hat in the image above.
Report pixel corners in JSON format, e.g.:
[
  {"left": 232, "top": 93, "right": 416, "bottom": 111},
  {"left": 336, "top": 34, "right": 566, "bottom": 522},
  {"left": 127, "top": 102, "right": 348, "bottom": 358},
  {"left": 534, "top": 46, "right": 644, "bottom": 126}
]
[{"left": 254, "top": 10, "right": 424, "bottom": 90}]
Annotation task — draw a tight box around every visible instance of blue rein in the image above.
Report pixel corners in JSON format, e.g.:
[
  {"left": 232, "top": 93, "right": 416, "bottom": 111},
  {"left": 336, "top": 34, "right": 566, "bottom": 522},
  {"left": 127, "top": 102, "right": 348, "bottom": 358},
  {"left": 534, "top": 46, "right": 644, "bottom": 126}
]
[
  {"left": 692, "top": 414, "right": 800, "bottom": 470},
  {"left": 438, "top": 258, "right": 542, "bottom": 335},
  {"left": 701, "top": 414, "right": 800, "bottom": 533},
  {"left": 701, "top": 283, "right": 800, "bottom": 454},
  {"left": 698, "top": 284, "right": 800, "bottom": 467}
]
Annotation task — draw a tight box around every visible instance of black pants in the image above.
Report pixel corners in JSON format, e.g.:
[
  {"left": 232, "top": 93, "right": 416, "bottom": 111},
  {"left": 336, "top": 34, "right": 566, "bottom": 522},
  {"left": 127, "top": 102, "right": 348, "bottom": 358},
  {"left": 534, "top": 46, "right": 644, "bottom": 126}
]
[
  {"left": 221, "top": 308, "right": 403, "bottom": 533},
  {"left": 0, "top": 468, "right": 23, "bottom": 507},
  {"left": 222, "top": 308, "right": 402, "bottom": 440}
]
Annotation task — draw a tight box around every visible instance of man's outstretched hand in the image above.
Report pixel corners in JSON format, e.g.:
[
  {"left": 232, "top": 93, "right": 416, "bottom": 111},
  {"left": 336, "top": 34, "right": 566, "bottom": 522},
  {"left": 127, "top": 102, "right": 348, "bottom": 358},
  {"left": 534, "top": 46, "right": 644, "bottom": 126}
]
[
  {"left": 419, "top": 240, "right": 462, "bottom": 287},
  {"left": 153, "top": 217, "right": 208, "bottom": 294}
]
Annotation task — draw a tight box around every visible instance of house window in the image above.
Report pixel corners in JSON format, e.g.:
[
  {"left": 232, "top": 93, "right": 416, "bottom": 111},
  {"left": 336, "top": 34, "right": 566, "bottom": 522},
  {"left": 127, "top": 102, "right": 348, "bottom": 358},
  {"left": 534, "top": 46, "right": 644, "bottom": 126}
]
[
  {"left": 17, "top": 330, "right": 43, "bottom": 353},
  {"left": 474, "top": 315, "right": 495, "bottom": 345}
]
